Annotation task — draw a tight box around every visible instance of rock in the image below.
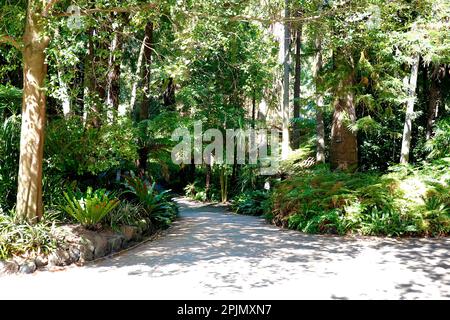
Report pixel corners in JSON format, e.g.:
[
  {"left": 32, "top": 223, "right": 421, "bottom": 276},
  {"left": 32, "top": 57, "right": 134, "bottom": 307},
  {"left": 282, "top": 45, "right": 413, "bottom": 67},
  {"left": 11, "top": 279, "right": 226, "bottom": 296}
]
[
  {"left": 34, "top": 255, "right": 48, "bottom": 268},
  {"left": 120, "top": 225, "right": 139, "bottom": 242},
  {"left": 79, "top": 237, "right": 95, "bottom": 262},
  {"left": 93, "top": 234, "right": 109, "bottom": 259},
  {"left": 48, "top": 249, "right": 72, "bottom": 267},
  {"left": 19, "top": 261, "right": 36, "bottom": 274},
  {"left": 0, "top": 260, "right": 19, "bottom": 275},
  {"left": 69, "top": 246, "right": 80, "bottom": 263},
  {"left": 107, "top": 235, "right": 123, "bottom": 253}
]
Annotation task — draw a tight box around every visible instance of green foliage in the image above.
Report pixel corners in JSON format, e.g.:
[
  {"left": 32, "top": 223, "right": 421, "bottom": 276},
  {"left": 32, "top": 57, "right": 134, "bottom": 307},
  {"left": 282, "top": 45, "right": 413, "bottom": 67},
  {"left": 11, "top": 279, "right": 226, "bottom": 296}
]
[
  {"left": 62, "top": 187, "right": 120, "bottom": 229},
  {"left": 231, "top": 190, "right": 269, "bottom": 216},
  {"left": 0, "top": 212, "right": 59, "bottom": 260},
  {"left": 45, "top": 116, "right": 138, "bottom": 176},
  {"left": 426, "top": 117, "right": 450, "bottom": 160},
  {"left": 107, "top": 201, "right": 147, "bottom": 230},
  {"left": 270, "top": 164, "right": 450, "bottom": 236},
  {"left": 124, "top": 176, "right": 178, "bottom": 228},
  {"left": 0, "top": 113, "right": 20, "bottom": 212}
]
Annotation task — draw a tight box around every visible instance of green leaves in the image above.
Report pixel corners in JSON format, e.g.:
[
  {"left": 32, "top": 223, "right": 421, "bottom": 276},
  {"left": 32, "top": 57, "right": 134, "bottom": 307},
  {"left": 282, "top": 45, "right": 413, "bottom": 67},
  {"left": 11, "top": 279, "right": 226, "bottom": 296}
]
[{"left": 62, "top": 187, "right": 120, "bottom": 229}]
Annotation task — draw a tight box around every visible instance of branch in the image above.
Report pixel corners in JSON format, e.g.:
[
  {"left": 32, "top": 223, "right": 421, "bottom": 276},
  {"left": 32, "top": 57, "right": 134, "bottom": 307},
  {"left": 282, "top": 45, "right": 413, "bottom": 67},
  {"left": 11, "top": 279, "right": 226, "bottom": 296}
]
[
  {"left": 0, "top": 35, "right": 23, "bottom": 50},
  {"left": 53, "top": 3, "right": 157, "bottom": 17}
]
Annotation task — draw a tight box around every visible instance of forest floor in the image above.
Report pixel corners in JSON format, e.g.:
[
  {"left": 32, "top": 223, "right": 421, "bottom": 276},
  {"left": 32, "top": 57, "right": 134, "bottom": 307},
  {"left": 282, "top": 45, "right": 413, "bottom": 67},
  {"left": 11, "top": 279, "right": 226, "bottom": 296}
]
[{"left": 0, "top": 197, "right": 449, "bottom": 299}]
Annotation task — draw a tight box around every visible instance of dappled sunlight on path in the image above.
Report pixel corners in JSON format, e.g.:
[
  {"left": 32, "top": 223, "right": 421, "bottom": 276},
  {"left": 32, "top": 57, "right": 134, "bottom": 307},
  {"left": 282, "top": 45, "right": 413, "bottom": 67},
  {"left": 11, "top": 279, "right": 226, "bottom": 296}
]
[{"left": 1, "top": 197, "right": 449, "bottom": 299}]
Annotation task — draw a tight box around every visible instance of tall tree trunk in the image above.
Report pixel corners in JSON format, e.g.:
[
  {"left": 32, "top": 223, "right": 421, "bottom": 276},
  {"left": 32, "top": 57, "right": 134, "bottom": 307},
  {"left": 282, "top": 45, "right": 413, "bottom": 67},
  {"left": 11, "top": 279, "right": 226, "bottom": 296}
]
[
  {"left": 330, "top": 72, "right": 358, "bottom": 171},
  {"left": 16, "top": 3, "right": 50, "bottom": 222},
  {"left": 314, "top": 36, "right": 325, "bottom": 163},
  {"left": 426, "top": 64, "right": 445, "bottom": 140},
  {"left": 205, "top": 162, "right": 211, "bottom": 197},
  {"left": 281, "top": 0, "right": 291, "bottom": 159},
  {"left": 130, "top": 38, "right": 146, "bottom": 117},
  {"left": 106, "top": 25, "right": 123, "bottom": 121},
  {"left": 400, "top": 53, "right": 420, "bottom": 164},
  {"left": 252, "top": 88, "right": 256, "bottom": 129},
  {"left": 137, "top": 21, "right": 154, "bottom": 176},
  {"left": 140, "top": 21, "right": 153, "bottom": 121},
  {"left": 292, "top": 20, "right": 302, "bottom": 149},
  {"left": 163, "top": 77, "right": 176, "bottom": 111}
]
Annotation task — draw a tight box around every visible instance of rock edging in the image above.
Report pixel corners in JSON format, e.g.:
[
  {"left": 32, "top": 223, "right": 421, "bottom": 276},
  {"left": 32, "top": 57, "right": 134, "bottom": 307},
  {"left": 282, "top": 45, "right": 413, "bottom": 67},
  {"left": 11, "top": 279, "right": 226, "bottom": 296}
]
[{"left": 0, "top": 220, "right": 155, "bottom": 276}]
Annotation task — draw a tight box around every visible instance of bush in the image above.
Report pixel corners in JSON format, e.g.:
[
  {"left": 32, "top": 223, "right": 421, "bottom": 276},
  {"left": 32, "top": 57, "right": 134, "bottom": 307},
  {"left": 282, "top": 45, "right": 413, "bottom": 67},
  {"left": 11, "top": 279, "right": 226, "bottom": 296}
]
[
  {"left": 124, "top": 176, "right": 178, "bottom": 228},
  {"left": 0, "top": 213, "right": 59, "bottom": 260},
  {"left": 0, "top": 114, "right": 20, "bottom": 211},
  {"left": 269, "top": 163, "right": 450, "bottom": 237},
  {"left": 61, "top": 187, "right": 120, "bottom": 229},
  {"left": 107, "top": 201, "right": 147, "bottom": 230},
  {"left": 231, "top": 190, "right": 269, "bottom": 216}
]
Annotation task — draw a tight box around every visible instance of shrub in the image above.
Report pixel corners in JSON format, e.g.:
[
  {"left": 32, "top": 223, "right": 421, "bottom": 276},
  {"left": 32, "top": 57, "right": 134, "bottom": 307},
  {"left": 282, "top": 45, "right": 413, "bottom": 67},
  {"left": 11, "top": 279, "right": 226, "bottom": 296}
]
[
  {"left": 0, "top": 213, "right": 59, "bottom": 260},
  {"left": 231, "top": 190, "right": 269, "bottom": 216},
  {"left": 107, "top": 201, "right": 147, "bottom": 230},
  {"left": 269, "top": 163, "right": 450, "bottom": 237},
  {"left": 61, "top": 187, "right": 120, "bottom": 229},
  {"left": 124, "top": 176, "right": 178, "bottom": 228}
]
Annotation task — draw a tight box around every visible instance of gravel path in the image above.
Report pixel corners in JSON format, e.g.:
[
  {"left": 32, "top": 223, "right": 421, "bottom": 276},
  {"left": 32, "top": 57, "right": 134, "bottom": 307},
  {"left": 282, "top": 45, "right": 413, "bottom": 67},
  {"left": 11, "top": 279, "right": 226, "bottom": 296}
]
[{"left": 1, "top": 197, "right": 449, "bottom": 299}]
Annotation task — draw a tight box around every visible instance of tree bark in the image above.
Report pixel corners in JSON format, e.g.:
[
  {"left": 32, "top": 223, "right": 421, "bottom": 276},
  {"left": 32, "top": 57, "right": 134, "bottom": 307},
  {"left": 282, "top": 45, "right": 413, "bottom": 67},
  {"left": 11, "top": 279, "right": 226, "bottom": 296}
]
[
  {"left": 163, "top": 77, "right": 176, "bottom": 111},
  {"left": 140, "top": 21, "right": 153, "bottom": 121},
  {"left": 314, "top": 36, "right": 325, "bottom": 163},
  {"left": 130, "top": 37, "right": 146, "bottom": 117},
  {"left": 16, "top": 2, "right": 50, "bottom": 222},
  {"left": 106, "top": 26, "right": 123, "bottom": 120},
  {"left": 400, "top": 53, "right": 420, "bottom": 164},
  {"left": 137, "top": 21, "right": 154, "bottom": 176},
  {"left": 292, "top": 20, "right": 302, "bottom": 149},
  {"left": 330, "top": 72, "right": 358, "bottom": 171},
  {"left": 426, "top": 64, "right": 445, "bottom": 140},
  {"left": 281, "top": 0, "right": 291, "bottom": 159}
]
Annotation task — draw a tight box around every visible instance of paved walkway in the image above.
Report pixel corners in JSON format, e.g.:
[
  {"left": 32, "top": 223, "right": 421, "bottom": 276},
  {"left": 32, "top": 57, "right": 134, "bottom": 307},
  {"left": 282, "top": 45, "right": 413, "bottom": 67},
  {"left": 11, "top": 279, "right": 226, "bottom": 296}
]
[{"left": 1, "top": 197, "right": 449, "bottom": 299}]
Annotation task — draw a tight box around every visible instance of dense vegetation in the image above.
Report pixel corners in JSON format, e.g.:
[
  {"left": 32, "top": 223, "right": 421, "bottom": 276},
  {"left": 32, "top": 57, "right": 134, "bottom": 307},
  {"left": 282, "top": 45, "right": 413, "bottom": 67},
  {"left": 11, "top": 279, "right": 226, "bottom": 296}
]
[{"left": 0, "top": 0, "right": 449, "bottom": 260}]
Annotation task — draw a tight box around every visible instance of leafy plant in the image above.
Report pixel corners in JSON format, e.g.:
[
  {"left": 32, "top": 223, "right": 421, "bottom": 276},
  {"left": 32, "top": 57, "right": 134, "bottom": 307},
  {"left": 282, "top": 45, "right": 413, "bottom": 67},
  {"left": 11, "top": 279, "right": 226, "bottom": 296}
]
[
  {"left": 62, "top": 187, "right": 120, "bottom": 229},
  {"left": 107, "top": 201, "right": 147, "bottom": 230},
  {"left": 231, "top": 190, "right": 269, "bottom": 216},
  {"left": 124, "top": 176, "right": 178, "bottom": 228},
  {"left": 0, "top": 212, "right": 59, "bottom": 260}
]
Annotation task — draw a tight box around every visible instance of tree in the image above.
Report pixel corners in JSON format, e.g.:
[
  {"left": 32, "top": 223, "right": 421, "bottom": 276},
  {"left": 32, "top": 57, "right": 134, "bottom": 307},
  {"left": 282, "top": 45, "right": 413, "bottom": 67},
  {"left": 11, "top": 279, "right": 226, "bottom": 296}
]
[
  {"left": 281, "top": 0, "right": 291, "bottom": 160},
  {"left": 400, "top": 53, "right": 420, "bottom": 164}
]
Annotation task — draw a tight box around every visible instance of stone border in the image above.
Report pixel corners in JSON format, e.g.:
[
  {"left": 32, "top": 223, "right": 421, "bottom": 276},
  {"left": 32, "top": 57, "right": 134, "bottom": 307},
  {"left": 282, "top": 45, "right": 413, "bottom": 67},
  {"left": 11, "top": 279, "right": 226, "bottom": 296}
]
[{"left": 0, "top": 219, "right": 156, "bottom": 276}]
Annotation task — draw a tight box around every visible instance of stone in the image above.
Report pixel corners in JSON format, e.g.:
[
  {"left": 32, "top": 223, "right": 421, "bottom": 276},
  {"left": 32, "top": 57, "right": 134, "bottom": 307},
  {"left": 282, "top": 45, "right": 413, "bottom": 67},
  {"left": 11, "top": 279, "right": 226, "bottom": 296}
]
[
  {"left": 34, "top": 255, "right": 48, "bottom": 268},
  {"left": 107, "top": 235, "right": 124, "bottom": 253},
  {"left": 69, "top": 246, "right": 80, "bottom": 263},
  {"left": 93, "top": 234, "right": 109, "bottom": 259},
  {"left": 0, "top": 260, "right": 19, "bottom": 275},
  {"left": 48, "top": 249, "right": 72, "bottom": 267},
  {"left": 19, "top": 261, "right": 36, "bottom": 274},
  {"left": 120, "top": 225, "right": 139, "bottom": 242},
  {"left": 79, "top": 237, "right": 95, "bottom": 262}
]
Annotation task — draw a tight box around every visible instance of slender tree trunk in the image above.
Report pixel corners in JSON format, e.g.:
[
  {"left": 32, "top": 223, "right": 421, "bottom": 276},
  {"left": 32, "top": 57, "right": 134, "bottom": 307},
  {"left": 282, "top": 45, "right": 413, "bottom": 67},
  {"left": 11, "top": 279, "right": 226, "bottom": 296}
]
[
  {"left": 281, "top": 0, "right": 291, "bottom": 159},
  {"left": 140, "top": 21, "right": 153, "bottom": 121},
  {"left": 205, "top": 162, "right": 211, "bottom": 197},
  {"left": 426, "top": 64, "right": 444, "bottom": 140},
  {"left": 56, "top": 63, "right": 71, "bottom": 118},
  {"left": 330, "top": 71, "right": 358, "bottom": 171},
  {"left": 252, "top": 88, "right": 256, "bottom": 129},
  {"left": 314, "top": 36, "right": 325, "bottom": 163},
  {"left": 292, "top": 20, "right": 302, "bottom": 149},
  {"left": 106, "top": 25, "right": 123, "bottom": 121},
  {"left": 137, "top": 21, "right": 154, "bottom": 176},
  {"left": 163, "top": 77, "right": 176, "bottom": 110},
  {"left": 16, "top": 3, "right": 50, "bottom": 222},
  {"left": 130, "top": 38, "right": 146, "bottom": 116},
  {"left": 400, "top": 53, "right": 420, "bottom": 164}
]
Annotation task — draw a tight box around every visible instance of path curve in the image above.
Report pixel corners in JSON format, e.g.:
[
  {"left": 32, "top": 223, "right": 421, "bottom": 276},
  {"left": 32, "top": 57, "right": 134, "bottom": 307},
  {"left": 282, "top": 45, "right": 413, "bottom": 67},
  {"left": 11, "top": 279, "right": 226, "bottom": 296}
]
[{"left": 1, "top": 197, "right": 449, "bottom": 299}]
